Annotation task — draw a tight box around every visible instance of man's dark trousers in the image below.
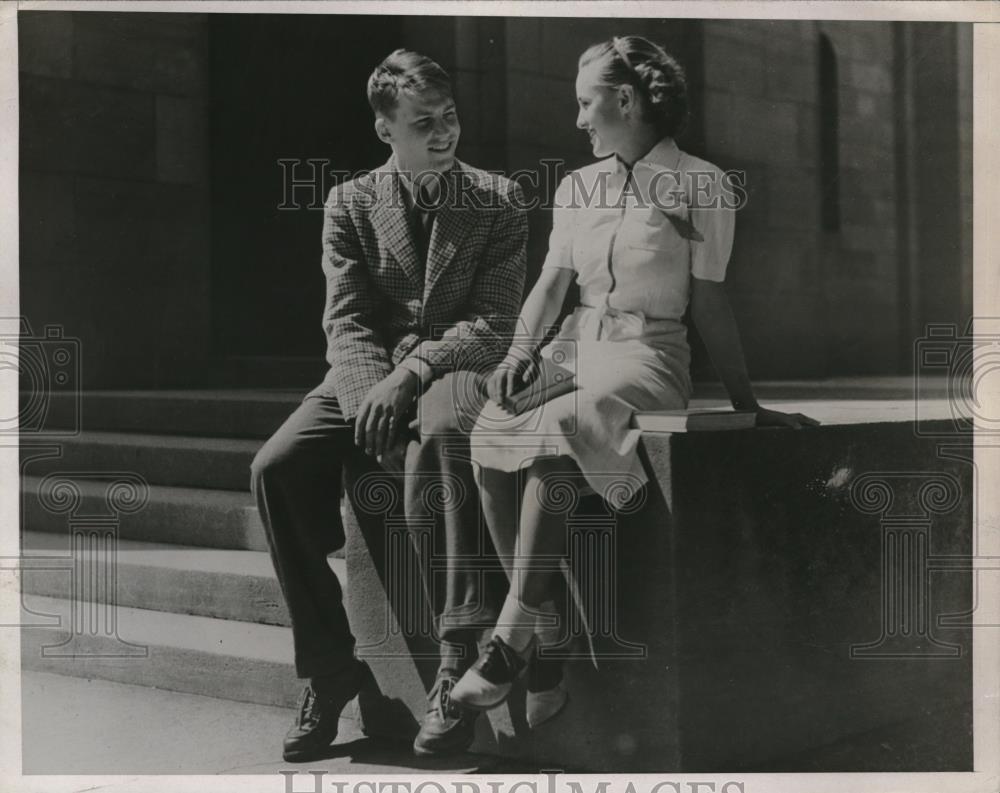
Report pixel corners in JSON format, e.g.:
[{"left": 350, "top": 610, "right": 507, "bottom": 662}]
[{"left": 250, "top": 371, "right": 499, "bottom": 680}]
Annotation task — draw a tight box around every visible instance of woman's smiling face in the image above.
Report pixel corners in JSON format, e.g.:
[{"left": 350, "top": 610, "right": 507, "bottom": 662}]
[{"left": 575, "top": 61, "right": 627, "bottom": 158}]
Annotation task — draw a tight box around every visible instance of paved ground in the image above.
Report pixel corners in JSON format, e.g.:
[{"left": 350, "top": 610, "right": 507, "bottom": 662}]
[
  {"left": 20, "top": 672, "right": 537, "bottom": 775},
  {"left": 20, "top": 670, "right": 972, "bottom": 776}
]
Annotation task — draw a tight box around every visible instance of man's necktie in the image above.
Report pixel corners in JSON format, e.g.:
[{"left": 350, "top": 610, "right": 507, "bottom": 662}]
[{"left": 413, "top": 184, "right": 437, "bottom": 268}]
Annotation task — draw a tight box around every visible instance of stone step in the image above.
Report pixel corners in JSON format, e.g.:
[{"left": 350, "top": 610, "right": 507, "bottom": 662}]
[
  {"left": 21, "top": 431, "right": 262, "bottom": 491},
  {"left": 21, "top": 476, "right": 268, "bottom": 551},
  {"left": 34, "top": 389, "right": 304, "bottom": 438},
  {"left": 21, "top": 594, "right": 302, "bottom": 709},
  {"left": 19, "top": 532, "right": 351, "bottom": 628}
]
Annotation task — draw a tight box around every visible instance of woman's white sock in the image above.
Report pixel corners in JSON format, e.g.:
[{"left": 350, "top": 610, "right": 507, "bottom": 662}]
[
  {"left": 493, "top": 593, "right": 537, "bottom": 653},
  {"left": 535, "top": 599, "right": 561, "bottom": 648}
]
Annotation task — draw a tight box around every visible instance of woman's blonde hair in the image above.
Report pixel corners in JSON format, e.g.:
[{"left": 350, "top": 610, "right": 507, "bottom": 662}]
[{"left": 579, "top": 35, "right": 689, "bottom": 137}]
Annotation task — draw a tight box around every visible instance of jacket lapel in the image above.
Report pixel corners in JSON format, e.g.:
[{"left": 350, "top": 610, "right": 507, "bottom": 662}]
[
  {"left": 424, "top": 164, "right": 477, "bottom": 305},
  {"left": 369, "top": 161, "right": 424, "bottom": 291}
]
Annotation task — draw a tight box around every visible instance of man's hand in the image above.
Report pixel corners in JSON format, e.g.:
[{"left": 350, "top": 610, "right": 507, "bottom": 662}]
[{"left": 354, "top": 368, "right": 420, "bottom": 457}]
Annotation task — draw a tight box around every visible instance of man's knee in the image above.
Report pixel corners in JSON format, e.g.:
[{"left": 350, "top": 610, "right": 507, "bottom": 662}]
[
  {"left": 250, "top": 431, "right": 304, "bottom": 492},
  {"left": 417, "top": 371, "right": 485, "bottom": 438}
]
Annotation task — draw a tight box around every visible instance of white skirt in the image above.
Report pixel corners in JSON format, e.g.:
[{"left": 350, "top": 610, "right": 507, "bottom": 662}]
[{"left": 469, "top": 306, "right": 692, "bottom": 508}]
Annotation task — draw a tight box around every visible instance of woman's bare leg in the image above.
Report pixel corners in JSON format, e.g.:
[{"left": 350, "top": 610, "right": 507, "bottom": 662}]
[
  {"left": 478, "top": 467, "right": 520, "bottom": 580},
  {"left": 513, "top": 455, "right": 577, "bottom": 607}
]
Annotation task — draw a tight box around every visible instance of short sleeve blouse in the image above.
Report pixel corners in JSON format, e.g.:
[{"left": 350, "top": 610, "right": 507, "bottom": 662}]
[{"left": 542, "top": 138, "right": 735, "bottom": 320}]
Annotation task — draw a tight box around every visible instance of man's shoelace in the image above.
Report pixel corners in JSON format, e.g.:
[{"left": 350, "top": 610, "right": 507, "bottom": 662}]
[
  {"left": 296, "top": 687, "right": 323, "bottom": 728},
  {"left": 428, "top": 675, "right": 461, "bottom": 719}
]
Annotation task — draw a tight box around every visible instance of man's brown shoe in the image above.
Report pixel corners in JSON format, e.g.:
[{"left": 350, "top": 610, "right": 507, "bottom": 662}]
[{"left": 283, "top": 661, "right": 371, "bottom": 762}]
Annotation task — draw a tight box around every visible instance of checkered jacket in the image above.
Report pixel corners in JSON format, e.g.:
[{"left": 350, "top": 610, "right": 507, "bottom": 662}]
[{"left": 309, "top": 158, "right": 528, "bottom": 420}]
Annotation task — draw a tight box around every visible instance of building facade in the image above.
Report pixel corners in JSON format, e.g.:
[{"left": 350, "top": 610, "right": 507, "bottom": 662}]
[{"left": 18, "top": 12, "right": 973, "bottom": 388}]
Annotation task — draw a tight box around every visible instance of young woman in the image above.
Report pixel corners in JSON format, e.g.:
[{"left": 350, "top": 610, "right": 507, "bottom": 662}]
[{"left": 450, "top": 36, "right": 818, "bottom": 719}]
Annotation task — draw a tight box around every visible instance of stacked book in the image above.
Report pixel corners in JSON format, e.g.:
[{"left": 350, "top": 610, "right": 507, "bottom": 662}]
[{"left": 630, "top": 409, "right": 756, "bottom": 432}]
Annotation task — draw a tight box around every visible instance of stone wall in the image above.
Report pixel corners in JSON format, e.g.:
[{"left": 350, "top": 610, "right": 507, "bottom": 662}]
[
  {"left": 20, "top": 11, "right": 213, "bottom": 388},
  {"left": 18, "top": 13, "right": 972, "bottom": 387}
]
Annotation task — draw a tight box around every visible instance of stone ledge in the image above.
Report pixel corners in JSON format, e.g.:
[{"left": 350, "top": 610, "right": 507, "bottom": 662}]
[{"left": 344, "top": 415, "right": 973, "bottom": 771}]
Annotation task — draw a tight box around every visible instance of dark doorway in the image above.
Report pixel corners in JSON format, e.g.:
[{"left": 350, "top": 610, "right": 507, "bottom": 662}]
[{"left": 209, "top": 15, "right": 402, "bottom": 360}]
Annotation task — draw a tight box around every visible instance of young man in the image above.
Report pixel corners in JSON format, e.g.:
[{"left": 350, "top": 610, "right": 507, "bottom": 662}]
[{"left": 250, "top": 50, "right": 527, "bottom": 761}]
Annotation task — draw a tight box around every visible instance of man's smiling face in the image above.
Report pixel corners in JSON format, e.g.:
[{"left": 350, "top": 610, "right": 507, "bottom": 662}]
[{"left": 376, "top": 91, "right": 461, "bottom": 177}]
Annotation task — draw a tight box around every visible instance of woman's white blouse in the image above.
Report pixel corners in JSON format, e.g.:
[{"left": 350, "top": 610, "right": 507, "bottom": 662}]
[{"left": 542, "top": 138, "right": 736, "bottom": 322}]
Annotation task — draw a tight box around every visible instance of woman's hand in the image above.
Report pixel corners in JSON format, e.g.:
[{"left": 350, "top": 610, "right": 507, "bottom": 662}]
[
  {"left": 754, "top": 406, "right": 821, "bottom": 429},
  {"left": 487, "top": 365, "right": 520, "bottom": 408},
  {"left": 487, "top": 355, "right": 537, "bottom": 408}
]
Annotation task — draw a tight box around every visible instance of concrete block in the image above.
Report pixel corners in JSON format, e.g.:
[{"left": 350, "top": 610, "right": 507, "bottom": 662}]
[
  {"left": 539, "top": 20, "right": 603, "bottom": 78},
  {"left": 506, "top": 72, "right": 576, "bottom": 149},
  {"left": 841, "top": 223, "right": 897, "bottom": 254},
  {"left": 21, "top": 476, "right": 268, "bottom": 551},
  {"left": 72, "top": 10, "right": 208, "bottom": 43},
  {"left": 819, "top": 24, "right": 878, "bottom": 62},
  {"left": 479, "top": 61, "right": 509, "bottom": 147},
  {"left": 536, "top": 18, "right": 694, "bottom": 80},
  {"left": 453, "top": 71, "right": 481, "bottom": 144},
  {"left": 21, "top": 431, "right": 261, "bottom": 491},
  {"left": 19, "top": 170, "right": 76, "bottom": 273},
  {"left": 732, "top": 228, "right": 819, "bottom": 298},
  {"left": 703, "top": 20, "right": 770, "bottom": 45},
  {"left": 155, "top": 95, "right": 208, "bottom": 184},
  {"left": 727, "top": 160, "right": 768, "bottom": 229},
  {"left": 767, "top": 166, "right": 820, "bottom": 231},
  {"left": 18, "top": 11, "right": 73, "bottom": 78},
  {"left": 20, "top": 74, "right": 156, "bottom": 180},
  {"left": 455, "top": 17, "right": 480, "bottom": 70},
  {"left": 765, "top": 52, "right": 816, "bottom": 103},
  {"left": 662, "top": 427, "right": 969, "bottom": 770},
  {"left": 506, "top": 19, "right": 542, "bottom": 74},
  {"left": 477, "top": 18, "right": 507, "bottom": 72},
  {"left": 796, "top": 104, "right": 819, "bottom": 164},
  {"left": 345, "top": 421, "right": 973, "bottom": 771},
  {"left": 401, "top": 17, "right": 456, "bottom": 70},
  {"left": 839, "top": 113, "right": 894, "bottom": 148},
  {"left": 73, "top": 12, "right": 208, "bottom": 95},
  {"left": 704, "top": 35, "right": 765, "bottom": 97},
  {"left": 713, "top": 93, "right": 799, "bottom": 166},
  {"left": 66, "top": 177, "right": 212, "bottom": 387},
  {"left": 847, "top": 61, "right": 892, "bottom": 95}
]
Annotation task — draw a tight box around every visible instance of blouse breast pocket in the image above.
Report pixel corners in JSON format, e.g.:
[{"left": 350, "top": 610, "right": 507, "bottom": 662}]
[{"left": 625, "top": 209, "right": 690, "bottom": 254}]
